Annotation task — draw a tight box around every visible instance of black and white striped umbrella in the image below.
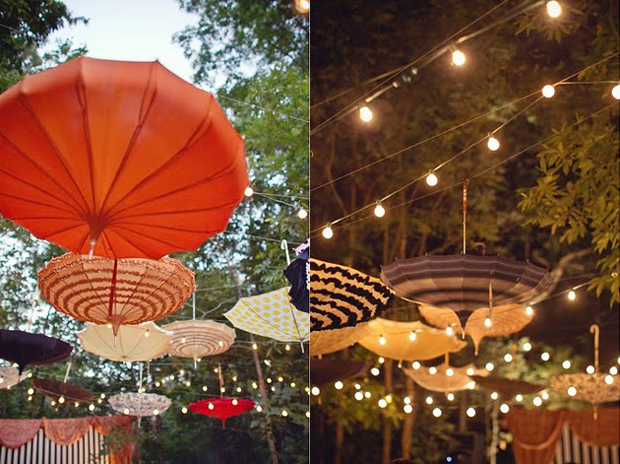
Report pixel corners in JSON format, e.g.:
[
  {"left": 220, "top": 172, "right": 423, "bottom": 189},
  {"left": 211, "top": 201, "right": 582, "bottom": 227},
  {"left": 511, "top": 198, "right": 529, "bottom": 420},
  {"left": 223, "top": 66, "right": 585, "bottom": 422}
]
[
  {"left": 310, "top": 259, "right": 394, "bottom": 331},
  {"left": 381, "top": 254, "right": 551, "bottom": 327}
]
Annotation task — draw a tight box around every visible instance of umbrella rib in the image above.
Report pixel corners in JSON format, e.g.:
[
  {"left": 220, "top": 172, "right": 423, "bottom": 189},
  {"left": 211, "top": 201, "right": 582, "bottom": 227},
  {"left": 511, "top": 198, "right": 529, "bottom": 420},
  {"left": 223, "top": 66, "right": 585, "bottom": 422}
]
[
  {"left": 77, "top": 258, "right": 113, "bottom": 315},
  {"left": 110, "top": 221, "right": 223, "bottom": 234},
  {"left": 286, "top": 299, "right": 305, "bottom": 343},
  {"left": 112, "top": 224, "right": 198, "bottom": 250},
  {"left": 110, "top": 198, "right": 241, "bottom": 219},
  {"left": 75, "top": 67, "right": 98, "bottom": 219}
]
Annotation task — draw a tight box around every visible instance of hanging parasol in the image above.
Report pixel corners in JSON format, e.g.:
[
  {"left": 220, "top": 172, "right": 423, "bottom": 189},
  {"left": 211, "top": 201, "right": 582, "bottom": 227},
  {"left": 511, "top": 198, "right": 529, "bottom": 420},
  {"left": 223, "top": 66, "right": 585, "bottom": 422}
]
[
  {"left": 32, "top": 378, "right": 94, "bottom": 404},
  {"left": 550, "top": 325, "right": 620, "bottom": 418},
  {"left": 77, "top": 322, "right": 172, "bottom": 362},
  {"left": 310, "top": 358, "right": 371, "bottom": 387},
  {"left": 358, "top": 318, "right": 467, "bottom": 361},
  {"left": 418, "top": 303, "right": 533, "bottom": 355},
  {"left": 284, "top": 240, "right": 309, "bottom": 313},
  {"left": 38, "top": 253, "right": 195, "bottom": 335},
  {"left": 224, "top": 287, "right": 309, "bottom": 346},
  {"left": 310, "top": 323, "right": 373, "bottom": 357},
  {"left": 310, "top": 259, "right": 394, "bottom": 331},
  {"left": 163, "top": 320, "right": 235, "bottom": 360},
  {"left": 470, "top": 375, "right": 546, "bottom": 400},
  {"left": 0, "top": 56, "right": 248, "bottom": 259},
  {"left": 403, "top": 355, "right": 487, "bottom": 393},
  {"left": 0, "top": 329, "right": 72, "bottom": 373},
  {"left": 0, "top": 366, "right": 29, "bottom": 389},
  {"left": 189, "top": 398, "right": 255, "bottom": 427},
  {"left": 109, "top": 392, "right": 171, "bottom": 417}
]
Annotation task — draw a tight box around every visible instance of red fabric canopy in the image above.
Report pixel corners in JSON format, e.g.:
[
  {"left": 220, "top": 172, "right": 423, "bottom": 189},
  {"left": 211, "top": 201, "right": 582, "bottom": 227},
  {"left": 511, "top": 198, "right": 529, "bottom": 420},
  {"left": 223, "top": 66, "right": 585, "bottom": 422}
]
[{"left": 189, "top": 398, "right": 255, "bottom": 427}]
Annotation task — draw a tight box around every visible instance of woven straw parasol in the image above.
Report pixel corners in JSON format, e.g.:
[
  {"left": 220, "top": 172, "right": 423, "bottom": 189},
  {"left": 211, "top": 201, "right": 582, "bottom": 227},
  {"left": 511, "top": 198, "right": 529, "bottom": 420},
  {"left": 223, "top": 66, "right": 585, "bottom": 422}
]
[
  {"left": 310, "top": 323, "right": 372, "bottom": 357},
  {"left": 33, "top": 378, "right": 94, "bottom": 404},
  {"left": 404, "top": 355, "right": 487, "bottom": 393}
]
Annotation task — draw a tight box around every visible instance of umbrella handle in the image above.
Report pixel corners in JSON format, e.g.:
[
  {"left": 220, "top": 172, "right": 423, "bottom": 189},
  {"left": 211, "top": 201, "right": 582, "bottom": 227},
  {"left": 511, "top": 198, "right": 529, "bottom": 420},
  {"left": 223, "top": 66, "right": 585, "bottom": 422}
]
[
  {"left": 589, "top": 324, "right": 599, "bottom": 372},
  {"left": 281, "top": 240, "right": 291, "bottom": 265},
  {"left": 462, "top": 179, "right": 468, "bottom": 254},
  {"left": 63, "top": 361, "right": 72, "bottom": 383},
  {"left": 218, "top": 363, "right": 224, "bottom": 398},
  {"left": 88, "top": 238, "right": 97, "bottom": 259}
]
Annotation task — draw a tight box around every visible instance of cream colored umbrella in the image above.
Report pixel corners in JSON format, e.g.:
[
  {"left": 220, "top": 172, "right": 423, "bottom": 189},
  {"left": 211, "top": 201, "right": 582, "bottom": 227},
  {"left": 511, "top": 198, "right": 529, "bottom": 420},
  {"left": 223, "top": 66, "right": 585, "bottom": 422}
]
[
  {"left": 404, "top": 355, "right": 487, "bottom": 392},
  {"left": 358, "top": 318, "right": 467, "bottom": 361},
  {"left": 77, "top": 322, "right": 172, "bottom": 362},
  {"left": 224, "top": 287, "right": 310, "bottom": 348},
  {"left": 0, "top": 366, "right": 29, "bottom": 389},
  {"left": 109, "top": 392, "right": 171, "bottom": 417},
  {"left": 419, "top": 303, "right": 532, "bottom": 355},
  {"left": 163, "top": 320, "right": 235, "bottom": 360},
  {"left": 310, "top": 323, "right": 372, "bottom": 357}
]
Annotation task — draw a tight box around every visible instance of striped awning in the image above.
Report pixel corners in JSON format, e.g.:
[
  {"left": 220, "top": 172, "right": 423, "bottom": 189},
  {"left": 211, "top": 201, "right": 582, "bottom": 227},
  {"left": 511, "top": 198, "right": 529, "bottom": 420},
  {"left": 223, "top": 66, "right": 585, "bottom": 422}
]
[
  {"left": 311, "top": 259, "right": 394, "bottom": 331},
  {"left": 381, "top": 254, "right": 551, "bottom": 327}
]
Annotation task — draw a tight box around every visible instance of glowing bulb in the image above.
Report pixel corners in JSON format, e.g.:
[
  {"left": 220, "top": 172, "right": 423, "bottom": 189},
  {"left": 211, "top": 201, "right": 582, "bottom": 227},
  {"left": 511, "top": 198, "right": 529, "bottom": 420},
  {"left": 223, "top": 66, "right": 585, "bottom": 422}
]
[
  {"left": 252, "top": 343, "right": 258, "bottom": 350},
  {"left": 610, "top": 366, "right": 618, "bottom": 375},
  {"left": 447, "top": 393, "right": 455, "bottom": 401},
  {"left": 412, "top": 361, "right": 421, "bottom": 370},
  {"left": 491, "top": 392, "right": 499, "bottom": 400},
  {"left": 409, "top": 331, "right": 417, "bottom": 341},
  {"left": 181, "top": 337, "right": 187, "bottom": 343},
  {"left": 567, "top": 386, "right": 577, "bottom": 397},
  {"left": 232, "top": 399, "right": 238, "bottom": 406},
  {"left": 74, "top": 402, "right": 80, "bottom": 408},
  {"left": 27, "top": 388, "right": 34, "bottom": 395},
  {"left": 297, "top": 208, "right": 308, "bottom": 220},
  {"left": 562, "top": 360, "right": 571, "bottom": 369},
  {"left": 429, "top": 366, "right": 437, "bottom": 375},
  {"left": 378, "top": 335, "right": 387, "bottom": 345},
  {"left": 256, "top": 405, "right": 263, "bottom": 412},
  {"left": 542, "top": 85, "right": 556, "bottom": 98},
  {"left": 374, "top": 201, "right": 386, "bottom": 218},
  {"left": 446, "top": 368, "right": 454, "bottom": 377},
  {"left": 446, "top": 326, "right": 454, "bottom": 336},
  {"left": 58, "top": 397, "right": 65, "bottom": 404},
  {"left": 89, "top": 404, "right": 95, "bottom": 411},
  {"left": 378, "top": 357, "right": 385, "bottom": 364},
  {"left": 359, "top": 106, "right": 373, "bottom": 122},
  {"left": 305, "top": 411, "right": 310, "bottom": 418},
  {"left": 466, "top": 368, "right": 474, "bottom": 376},
  {"left": 364, "top": 391, "right": 371, "bottom": 398},
  {"left": 426, "top": 171, "right": 438, "bottom": 186},
  {"left": 377, "top": 398, "right": 387, "bottom": 408},
  {"left": 334, "top": 381, "right": 344, "bottom": 390},
  {"left": 533, "top": 397, "right": 542, "bottom": 407},
  {"left": 613, "top": 84, "right": 620, "bottom": 100},
  {"left": 541, "top": 352, "right": 550, "bottom": 361},
  {"left": 123, "top": 408, "right": 130, "bottom": 415},
  {"left": 281, "top": 410, "right": 288, "bottom": 417},
  {"left": 525, "top": 305, "right": 534, "bottom": 316},
  {"left": 311, "top": 386, "right": 320, "bottom": 396},
  {"left": 487, "top": 136, "right": 500, "bottom": 151},
  {"left": 542, "top": 391, "right": 549, "bottom": 400},
  {"left": 144, "top": 329, "right": 150, "bottom": 337},
  {"left": 244, "top": 186, "right": 254, "bottom": 197},
  {"left": 486, "top": 363, "right": 495, "bottom": 372},
  {"left": 605, "top": 375, "right": 614, "bottom": 385},
  {"left": 322, "top": 224, "right": 333, "bottom": 239},
  {"left": 568, "top": 289, "right": 576, "bottom": 300},
  {"left": 404, "top": 404, "right": 413, "bottom": 414},
  {"left": 277, "top": 376, "right": 283, "bottom": 382},
  {"left": 504, "top": 354, "right": 513, "bottom": 363},
  {"left": 355, "top": 391, "right": 364, "bottom": 401},
  {"left": 451, "top": 49, "right": 466, "bottom": 66},
  {"left": 546, "top": 1, "right": 562, "bottom": 18},
  {"left": 182, "top": 406, "right": 188, "bottom": 414},
  {"left": 467, "top": 381, "right": 476, "bottom": 390},
  {"left": 28, "top": 395, "right": 33, "bottom": 401},
  {"left": 516, "top": 394, "right": 523, "bottom": 402},
  {"left": 203, "top": 386, "right": 209, "bottom": 391},
  {"left": 294, "top": 0, "right": 310, "bottom": 14},
  {"left": 432, "top": 407, "right": 442, "bottom": 418},
  {"left": 354, "top": 383, "right": 361, "bottom": 390},
  {"left": 500, "top": 404, "right": 510, "bottom": 414},
  {"left": 466, "top": 407, "right": 476, "bottom": 418},
  {"left": 218, "top": 340, "right": 224, "bottom": 347},
  {"left": 484, "top": 316, "right": 492, "bottom": 328},
  {"left": 425, "top": 396, "right": 433, "bottom": 405},
  {"left": 523, "top": 342, "right": 532, "bottom": 352},
  {"left": 371, "top": 367, "right": 380, "bottom": 376},
  {"left": 208, "top": 403, "right": 215, "bottom": 410}
]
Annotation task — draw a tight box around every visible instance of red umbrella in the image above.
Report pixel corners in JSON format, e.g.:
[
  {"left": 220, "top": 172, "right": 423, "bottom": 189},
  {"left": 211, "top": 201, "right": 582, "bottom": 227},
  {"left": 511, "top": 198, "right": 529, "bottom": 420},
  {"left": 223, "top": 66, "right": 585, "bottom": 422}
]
[
  {"left": 189, "top": 398, "right": 255, "bottom": 427},
  {"left": 0, "top": 57, "right": 248, "bottom": 259}
]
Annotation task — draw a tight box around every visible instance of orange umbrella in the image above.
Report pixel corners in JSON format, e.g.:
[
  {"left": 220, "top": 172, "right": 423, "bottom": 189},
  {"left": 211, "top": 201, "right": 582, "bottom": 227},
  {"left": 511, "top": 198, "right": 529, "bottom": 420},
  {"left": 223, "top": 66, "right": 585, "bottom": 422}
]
[
  {"left": 0, "top": 57, "right": 248, "bottom": 259},
  {"left": 38, "top": 253, "right": 195, "bottom": 335}
]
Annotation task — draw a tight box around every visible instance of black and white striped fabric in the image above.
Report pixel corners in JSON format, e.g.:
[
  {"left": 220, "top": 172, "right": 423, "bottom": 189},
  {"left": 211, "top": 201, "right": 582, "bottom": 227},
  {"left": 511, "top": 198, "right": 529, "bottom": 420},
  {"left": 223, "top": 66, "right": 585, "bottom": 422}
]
[
  {"left": 0, "top": 426, "right": 109, "bottom": 463},
  {"left": 554, "top": 423, "right": 620, "bottom": 464},
  {"left": 310, "top": 259, "right": 394, "bottom": 331},
  {"left": 381, "top": 254, "right": 551, "bottom": 326}
]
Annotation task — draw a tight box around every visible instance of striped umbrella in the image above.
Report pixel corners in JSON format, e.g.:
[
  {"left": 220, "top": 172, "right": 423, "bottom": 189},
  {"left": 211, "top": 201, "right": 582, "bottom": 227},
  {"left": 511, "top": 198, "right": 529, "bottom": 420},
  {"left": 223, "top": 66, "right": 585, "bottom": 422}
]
[
  {"left": 381, "top": 254, "right": 551, "bottom": 328},
  {"left": 163, "top": 320, "right": 235, "bottom": 360},
  {"left": 311, "top": 259, "right": 394, "bottom": 331}
]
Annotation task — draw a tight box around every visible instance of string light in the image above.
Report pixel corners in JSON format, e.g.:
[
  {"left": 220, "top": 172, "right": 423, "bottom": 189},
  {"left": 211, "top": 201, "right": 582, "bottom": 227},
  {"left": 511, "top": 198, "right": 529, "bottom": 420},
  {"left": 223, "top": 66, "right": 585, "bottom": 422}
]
[
  {"left": 252, "top": 343, "right": 258, "bottom": 350},
  {"left": 28, "top": 396, "right": 33, "bottom": 401},
  {"left": 546, "top": 1, "right": 562, "bottom": 18},
  {"left": 354, "top": 383, "right": 361, "bottom": 390},
  {"left": 446, "top": 368, "right": 454, "bottom": 377},
  {"left": 281, "top": 410, "right": 289, "bottom": 417},
  {"left": 613, "top": 84, "right": 620, "bottom": 100},
  {"left": 515, "top": 394, "right": 523, "bottom": 402},
  {"left": 359, "top": 106, "right": 373, "bottom": 122},
  {"left": 525, "top": 305, "right": 534, "bottom": 316},
  {"left": 378, "top": 398, "right": 388, "bottom": 408},
  {"left": 466, "top": 367, "right": 475, "bottom": 376},
  {"left": 89, "top": 404, "right": 95, "bottom": 411},
  {"left": 244, "top": 186, "right": 254, "bottom": 197},
  {"left": 451, "top": 49, "right": 466, "bottom": 66},
  {"left": 374, "top": 201, "right": 386, "bottom": 218},
  {"left": 426, "top": 170, "right": 438, "bottom": 186},
  {"left": 364, "top": 391, "right": 371, "bottom": 399},
  {"left": 294, "top": 0, "right": 310, "bottom": 14},
  {"left": 378, "top": 357, "right": 385, "bottom": 364},
  {"left": 504, "top": 354, "right": 513, "bottom": 363},
  {"left": 123, "top": 408, "right": 130, "bottom": 415},
  {"left": 541, "top": 391, "right": 549, "bottom": 400},
  {"left": 144, "top": 329, "right": 150, "bottom": 338},
  {"left": 604, "top": 375, "right": 614, "bottom": 385},
  {"left": 429, "top": 366, "right": 437, "bottom": 375},
  {"left": 297, "top": 208, "right": 308, "bottom": 220},
  {"left": 182, "top": 406, "right": 188, "bottom": 414},
  {"left": 567, "top": 289, "right": 576, "bottom": 300},
  {"left": 58, "top": 397, "right": 65, "bottom": 404},
  {"left": 426, "top": 396, "right": 434, "bottom": 405},
  {"left": 334, "top": 381, "right": 344, "bottom": 390},
  {"left": 485, "top": 362, "right": 495, "bottom": 372},
  {"left": 484, "top": 316, "right": 492, "bottom": 328},
  {"left": 256, "top": 405, "right": 263, "bottom": 412},
  {"left": 500, "top": 404, "right": 510, "bottom": 414},
  {"left": 355, "top": 391, "right": 364, "bottom": 401},
  {"left": 371, "top": 367, "right": 380, "bottom": 376},
  {"left": 610, "top": 366, "right": 618, "bottom": 375},
  {"left": 412, "top": 361, "right": 421, "bottom": 370},
  {"left": 208, "top": 403, "right": 215, "bottom": 410},
  {"left": 445, "top": 326, "right": 454, "bottom": 336},
  {"left": 523, "top": 342, "right": 532, "bottom": 352},
  {"left": 432, "top": 407, "right": 442, "bottom": 418},
  {"left": 322, "top": 223, "right": 334, "bottom": 239},
  {"left": 447, "top": 393, "right": 455, "bottom": 401},
  {"left": 404, "top": 404, "right": 413, "bottom": 414},
  {"left": 466, "top": 407, "right": 476, "bottom": 418},
  {"left": 533, "top": 397, "right": 542, "bottom": 407},
  {"left": 409, "top": 331, "right": 417, "bottom": 341},
  {"left": 305, "top": 411, "right": 310, "bottom": 418},
  {"left": 203, "top": 386, "right": 209, "bottom": 391},
  {"left": 285, "top": 344, "right": 291, "bottom": 351},
  {"left": 542, "top": 85, "right": 556, "bottom": 98},
  {"left": 290, "top": 382, "right": 296, "bottom": 388},
  {"left": 541, "top": 352, "right": 550, "bottom": 361},
  {"left": 567, "top": 386, "right": 577, "bottom": 397},
  {"left": 379, "top": 335, "right": 387, "bottom": 345},
  {"left": 487, "top": 134, "right": 500, "bottom": 151},
  {"left": 562, "top": 360, "right": 571, "bottom": 369},
  {"left": 491, "top": 392, "right": 499, "bottom": 400},
  {"left": 27, "top": 388, "right": 34, "bottom": 395}
]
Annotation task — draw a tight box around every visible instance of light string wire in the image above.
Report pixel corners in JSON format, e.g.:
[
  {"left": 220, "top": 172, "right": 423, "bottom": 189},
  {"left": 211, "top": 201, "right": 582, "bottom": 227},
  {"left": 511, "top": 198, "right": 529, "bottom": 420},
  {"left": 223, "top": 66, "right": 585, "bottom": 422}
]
[{"left": 312, "top": 52, "right": 619, "bottom": 192}]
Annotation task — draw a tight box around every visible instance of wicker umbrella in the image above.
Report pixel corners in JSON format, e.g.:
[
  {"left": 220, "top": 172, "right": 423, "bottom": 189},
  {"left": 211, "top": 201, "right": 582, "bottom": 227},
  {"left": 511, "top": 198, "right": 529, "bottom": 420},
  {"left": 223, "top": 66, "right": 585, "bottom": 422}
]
[
  {"left": 419, "top": 303, "right": 533, "bottom": 354},
  {"left": 38, "top": 253, "right": 195, "bottom": 335},
  {"left": 32, "top": 378, "right": 93, "bottom": 404},
  {"left": 109, "top": 392, "right": 171, "bottom": 417},
  {"left": 311, "top": 259, "right": 394, "bottom": 331},
  {"left": 189, "top": 398, "right": 255, "bottom": 427},
  {"left": 470, "top": 375, "right": 546, "bottom": 400},
  {"left": 310, "top": 323, "right": 372, "bottom": 357},
  {"left": 404, "top": 355, "right": 487, "bottom": 393},
  {"left": 358, "top": 318, "right": 467, "bottom": 361},
  {"left": 0, "top": 329, "right": 72, "bottom": 373},
  {"left": 77, "top": 322, "right": 172, "bottom": 362},
  {"left": 0, "top": 366, "right": 29, "bottom": 389},
  {"left": 381, "top": 254, "right": 551, "bottom": 329},
  {"left": 163, "top": 320, "right": 235, "bottom": 360}
]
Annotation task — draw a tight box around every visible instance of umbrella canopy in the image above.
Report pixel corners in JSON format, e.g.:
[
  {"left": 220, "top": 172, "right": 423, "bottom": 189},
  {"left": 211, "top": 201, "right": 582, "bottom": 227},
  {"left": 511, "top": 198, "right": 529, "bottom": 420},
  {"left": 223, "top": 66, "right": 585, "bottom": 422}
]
[
  {"left": 109, "top": 392, "right": 171, "bottom": 417},
  {"left": 32, "top": 378, "right": 94, "bottom": 404},
  {"left": 0, "top": 329, "right": 72, "bottom": 373},
  {"left": 38, "top": 253, "right": 195, "bottom": 335},
  {"left": 284, "top": 240, "right": 309, "bottom": 313},
  {"left": 550, "top": 374, "right": 620, "bottom": 405},
  {"left": 310, "top": 323, "right": 372, "bottom": 357},
  {"left": 403, "top": 363, "right": 486, "bottom": 393},
  {"left": 224, "top": 287, "right": 309, "bottom": 344},
  {"left": 381, "top": 255, "right": 551, "bottom": 328},
  {"left": 0, "top": 56, "right": 248, "bottom": 259},
  {"left": 0, "top": 366, "right": 29, "bottom": 389},
  {"left": 311, "top": 259, "right": 394, "bottom": 331},
  {"left": 470, "top": 375, "right": 546, "bottom": 400},
  {"left": 189, "top": 398, "right": 255, "bottom": 427},
  {"left": 310, "top": 358, "right": 371, "bottom": 387},
  {"left": 77, "top": 322, "right": 172, "bottom": 362},
  {"left": 163, "top": 320, "right": 235, "bottom": 360},
  {"left": 419, "top": 303, "right": 533, "bottom": 354},
  {"left": 358, "top": 318, "right": 467, "bottom": 361}
]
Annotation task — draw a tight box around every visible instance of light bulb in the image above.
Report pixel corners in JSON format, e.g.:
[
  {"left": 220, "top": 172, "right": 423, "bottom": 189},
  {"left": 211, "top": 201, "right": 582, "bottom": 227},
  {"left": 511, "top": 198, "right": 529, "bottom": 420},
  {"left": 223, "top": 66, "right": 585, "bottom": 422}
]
[
  {"left": 354, "top": 383, "right": 361, "bottom": 390},
  {"left": 568, "top": 289, "right": 576, "bottom": 300},
  {"left": 378, "top": 399, "right": 388, "bottom": 408},
  {"left": 208, "top": 403, "right": 214, "bottom": 410},
  {"left": 256, "top": 405, "right": 263, "bottom": 412},
  {"left": 466, "top": 407, "right": 476, "bottom": 418},
  {"left": 359, "top": 106, "right": 373, "bottom": 122},
  {"left": 429, "top": 366, "right": 437, "bottom": 375},
  {"left": 123, "top": 408, "right": 130, "bottom": 415},
  {"left": 404, "top": 404, "right": 413, "bottom": 414},
  {"left": 426, "top": 396, "right": 433, "bottom": 405},
  {"left": 297, "top": 208, "right": 308, "bottom": 220},
  {"left": 533, "top": 397, "right": 542, "bottom": 407},
  {"left": 542, "top": 391, "right": 549, "bottom": 400},
  {"left": 75, "top": 402, "right": 80, "bottom": 408},
  {"left": 486, "top": 363, "right": 495, "bottom": 372},
  {"left": 89, "top": 404, "right": 95, "bottom": 411},
  {"left": 322, "top": 224, "right": 334, "bottom": 239},
  {"left": 567, "top": 386, "right": 577, "bottom": 396},
  {"left": 252, "top": 343, "right": 258, "bottom": 350},
  {"left": 236, "top": 387, "right": 242, "bottom": 392},
  {"left": 181, "top": 337, "right": 187, "bottom": 343},
  {"left": 412, "top": 361, "right": 421, "bottom": 370},
  {"left": 377, "top": 357, "right": 384, "bottom": 365},
  {"left": 426, "top": 171, "right": 438, "bottom": 186},
  {"left": 487, "top": 135, "right": 500, "bottom": 151},
  {"left": 610, "top": 366, "right": 618, "bottom": 375},
  {"left": 185, "top": 381, "right": 191, "bottom": 387},
  {"left": 232, "top": 399, "right": 238, "bottom": 406},
  {"left": 218, "top": 340, "right": 224, "bottom": 347},
  {"left": 516, "top": 394, "right": 523, "bottom": 402},
  {"left": 466, "top": 367, "right": 474, "bottom": 376},
  {"left": 285, "top": 344, "right": 291, "bottom": 351},
  {"left": 409, "top": 331, "right": 417, "bottom": 341},
  {"left": 244, "top": 186, "right": 254, "bottom": 197},
  {"left": 605, "top": 375, "right": 614, "bottom": 385},
  {"left": 467, "top": 382, "right": 475, "bottom": 389},
  {"left": 432, "top": 407, "right": 442, "bottom": 418},
  {"left": 334, "top": 381, "right": 344, "bottom": 390},
  {"left": 452, "top": 49, "right": 466, "bottom": 66},
  {"left": 379, "top": 335, "right": 386, "bottom": 345},
  {"left": 446, "top": 326, "right": 454, "bottom": 336},
  {"left": 446, "top": 368, "right": 454, "bottom": 377},
  {"left": 374, "top": 201, "right": 386, "bottom": 218},
  {"left": 355, "top": 391, "right": 364, "bottom": 401},
  {"left": 404, "top": 397, "right": 411, "bottom": 405},
  {"left": 182, "top": 407, "right": 188, "bottom": 414},
  {"left": 364, "top": 391, "right": 371, "bottom": 398},
  {"left": 58, "top": 396, "right": 65, "bottom": 404},
  {"left": 504, "top": 354, "right": 513, "bottom": 363},
  {"left": 447, "top": 393, "right": 455, "bottom": 401},
  {"left": 305, "top": 411, "right": 310, "bottom": 418},
  {"left": 281, "top": 410, "right": 288, "bottom": 417},
  {"left": 542, "top": 85, "right": 556, "bottom": 98},
  {"left": 484, "top": 316, "right": 492, "bottom": 328},
  {"left": 371, "top": 367, "right": 380, "bottom": 376},
  {"left": 27, "top": 388, "right": 34, "bottom": 395},
  {"left": 491, "top": 392, "right": 499, "bottom": 400},
  {"left": 500, "top": 403, "right": 510, "bottom": 414},
  {"left": 546, "top": 1, "right": 562, "bottom": 18},
  {"left": 613, "top": 84, "right": 620, "bottom": 100},
  {"left": 526, "top": 305, "right": 534, "bottom": 316},
  {"left": 562, "top": 360, "right": 571, "bottom": 369},
  {"left": 203, "top": 385, "right": 209, "bottom": 391},
  {"left": 541, "top": 352, "right": 550, "bottom": 361},
  {"left": 523, "top": 342, "right": 532, "bottom": 352},
  {"left": 144, "top": 329, "right": 150, "bottom": 337},
  {"left": 294, "top": 0, "right": 310, "bottom": 14},
  {"left": 277, "top": 376, "right": 283, "bottom": 382}
]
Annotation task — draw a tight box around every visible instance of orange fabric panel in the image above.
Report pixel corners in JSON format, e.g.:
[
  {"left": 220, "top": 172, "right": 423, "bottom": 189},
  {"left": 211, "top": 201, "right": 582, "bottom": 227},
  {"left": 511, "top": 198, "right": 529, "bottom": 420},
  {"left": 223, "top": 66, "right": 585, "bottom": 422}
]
[
  {"left": 506, "top": 408, "right": 566, "bottom": 464},
  {"left": 566, "top": 408, "right": 620, "bottom": 447}
]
